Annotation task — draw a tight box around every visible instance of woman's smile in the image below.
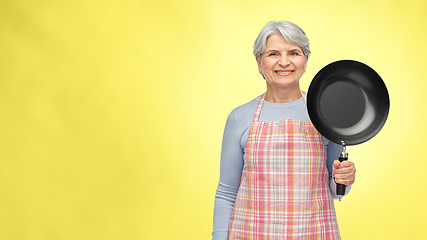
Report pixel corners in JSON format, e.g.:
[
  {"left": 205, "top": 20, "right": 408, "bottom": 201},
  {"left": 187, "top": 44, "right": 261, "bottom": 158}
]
[{"left": 275, "top": 70, "right": 294, "bottom": 76}]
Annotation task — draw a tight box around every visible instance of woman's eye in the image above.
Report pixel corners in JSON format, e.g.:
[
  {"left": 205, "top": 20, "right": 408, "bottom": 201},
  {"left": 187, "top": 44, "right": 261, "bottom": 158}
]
[
  {"left": 269, "top": 53, "right": 277, "bottom": 56},
  {"left": 290, "top": 52, "right": 298, "bottom": 56}
]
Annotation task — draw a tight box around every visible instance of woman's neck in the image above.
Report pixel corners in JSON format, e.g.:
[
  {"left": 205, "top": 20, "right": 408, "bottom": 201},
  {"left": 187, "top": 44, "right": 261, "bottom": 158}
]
[{"left": 265, "top": 84, "right": 302, "bottom": 103}]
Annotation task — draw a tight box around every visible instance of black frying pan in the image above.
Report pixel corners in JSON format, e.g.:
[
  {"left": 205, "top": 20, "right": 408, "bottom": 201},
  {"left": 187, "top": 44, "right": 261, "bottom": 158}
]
[{"left": 307, "top": 60, "right": 389, "bottom": 199}]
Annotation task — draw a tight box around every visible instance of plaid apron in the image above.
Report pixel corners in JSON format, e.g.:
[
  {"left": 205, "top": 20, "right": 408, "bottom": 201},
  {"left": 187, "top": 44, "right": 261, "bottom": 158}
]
[{"left": 228, "top": 92, "right": 340, "bottom": 240}]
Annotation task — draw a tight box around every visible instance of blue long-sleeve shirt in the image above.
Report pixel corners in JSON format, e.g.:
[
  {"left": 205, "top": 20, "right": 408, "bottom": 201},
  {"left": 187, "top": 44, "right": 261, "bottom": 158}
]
[{"left": 212, "top": 95, "right": 351, "bottom": 239}]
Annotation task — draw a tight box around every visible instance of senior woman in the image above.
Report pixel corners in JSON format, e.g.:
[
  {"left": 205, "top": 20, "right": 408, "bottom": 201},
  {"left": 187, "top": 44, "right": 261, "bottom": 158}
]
[{"left": 212, "top": 21, "right": 356, "bottom": 239}]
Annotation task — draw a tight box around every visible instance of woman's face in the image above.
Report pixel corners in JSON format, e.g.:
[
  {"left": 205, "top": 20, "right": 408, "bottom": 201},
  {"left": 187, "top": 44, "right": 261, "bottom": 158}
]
[{"left": 257, "top": 33, "right": 308, "bottom": 90}]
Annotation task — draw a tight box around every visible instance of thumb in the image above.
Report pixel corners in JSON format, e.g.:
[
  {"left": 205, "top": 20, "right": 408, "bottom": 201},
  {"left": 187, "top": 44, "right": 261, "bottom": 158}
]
[{"left": 333, "top": 160, "right": 341, "bottom": 169}]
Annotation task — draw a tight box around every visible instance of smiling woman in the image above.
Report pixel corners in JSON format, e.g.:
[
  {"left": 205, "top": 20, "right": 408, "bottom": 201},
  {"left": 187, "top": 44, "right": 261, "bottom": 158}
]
[{"left": 212, "top": 21, "right": 356, "bottom": 240}]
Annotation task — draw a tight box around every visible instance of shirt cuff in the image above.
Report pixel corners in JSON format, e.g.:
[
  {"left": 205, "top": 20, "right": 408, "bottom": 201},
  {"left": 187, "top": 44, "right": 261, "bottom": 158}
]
[{"left": 329, "top": 177, "right": 352, "bottom": 199}]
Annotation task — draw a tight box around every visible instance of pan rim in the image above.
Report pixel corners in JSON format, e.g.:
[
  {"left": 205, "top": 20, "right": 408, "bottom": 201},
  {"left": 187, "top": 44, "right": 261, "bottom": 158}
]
[{"left": 307, "top": 60, "right": 390, "bottom": 146}]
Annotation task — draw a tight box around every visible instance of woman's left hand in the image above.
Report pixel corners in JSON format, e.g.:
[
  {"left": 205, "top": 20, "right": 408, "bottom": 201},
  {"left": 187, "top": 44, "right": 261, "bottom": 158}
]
[{"left": 333, "top": 160, "right": 356, "bottom": 187}]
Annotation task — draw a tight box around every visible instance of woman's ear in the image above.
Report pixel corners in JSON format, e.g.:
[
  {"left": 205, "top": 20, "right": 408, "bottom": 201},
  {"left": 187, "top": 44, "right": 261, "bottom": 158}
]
[
  {"left": 256, "top": 56, "right": 263, "bottom": 74},
  {"left": 303, "top": 55, "right": 309, "bottom": 73}
]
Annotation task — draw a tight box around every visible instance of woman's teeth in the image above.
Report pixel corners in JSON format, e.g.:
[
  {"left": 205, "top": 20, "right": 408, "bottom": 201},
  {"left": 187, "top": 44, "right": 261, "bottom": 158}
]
[{"left": 276, "top": 70, "right": 293, "bottom": 75}]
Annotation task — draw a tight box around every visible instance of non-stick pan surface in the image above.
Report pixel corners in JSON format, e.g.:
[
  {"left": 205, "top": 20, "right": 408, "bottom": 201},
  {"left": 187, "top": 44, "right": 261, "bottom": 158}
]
[{"left": 307, "top": 60, "right": 389, "bottom": 146}]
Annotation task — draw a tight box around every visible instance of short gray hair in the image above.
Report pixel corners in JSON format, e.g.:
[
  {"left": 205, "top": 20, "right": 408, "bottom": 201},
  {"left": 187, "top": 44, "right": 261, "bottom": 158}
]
[{"left": 253, "top": 21, "right": 311, "bottom": 58}]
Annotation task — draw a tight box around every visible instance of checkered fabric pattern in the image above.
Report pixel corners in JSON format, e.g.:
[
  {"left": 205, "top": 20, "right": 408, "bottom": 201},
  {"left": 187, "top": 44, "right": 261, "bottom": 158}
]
[{"left": 228, "top": 92, "right": 341, "bottom": 240}]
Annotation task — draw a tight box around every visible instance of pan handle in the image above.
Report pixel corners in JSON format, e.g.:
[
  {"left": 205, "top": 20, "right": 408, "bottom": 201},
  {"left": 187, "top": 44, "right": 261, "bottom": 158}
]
[{"left": 337, "top": 141, "right": 348, "bottom": 201}]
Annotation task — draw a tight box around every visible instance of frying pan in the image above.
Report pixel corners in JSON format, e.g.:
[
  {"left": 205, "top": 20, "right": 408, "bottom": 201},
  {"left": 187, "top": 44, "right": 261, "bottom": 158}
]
[{"left": 307, "top": 60, "right": 389, "bottom": 200}]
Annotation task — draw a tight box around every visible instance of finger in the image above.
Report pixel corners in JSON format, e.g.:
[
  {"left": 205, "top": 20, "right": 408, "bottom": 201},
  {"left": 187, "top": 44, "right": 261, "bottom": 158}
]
[
  {"left": 332, "top": 161, "right": 339, "bottom": 175},
  {"left": 340, "top": 161, "right": 355, "bottom": 168},
  {"left": 334, "top": 162, "right": 356, "bottom": 174},
  {"left": 334, "top": 161, "right": 354, "bottom": 170},
  {"left": 334, "top": 173, "right": 356, "bottom": 186},
  {"left": 334, "top": 167, "right": 356, "bottom": 180},
  {"left": 334, "top": 176, "right": 355, "bottom": 186},
  {"left": 334, "top": 164, "right": 356, "bottom": 173},
  {"left": 332, "top": 160, "right": 341, "bottom": 172},
  {"left": 334, "top": 172, "right": 355, "bottom": 180},
  {"left": 335, "top": 179, "right": 354, "bottom": 187},
  {"left": 334, "top": 168, "right": 356, "bottom": 176}
]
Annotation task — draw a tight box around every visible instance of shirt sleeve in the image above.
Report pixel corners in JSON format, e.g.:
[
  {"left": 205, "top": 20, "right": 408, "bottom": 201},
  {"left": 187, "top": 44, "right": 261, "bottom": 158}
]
[
  {"left": 212, "top": 111, "right": 245, "bottom": 240},
  {"left": 326, "top": 140, "right": 352, "bottom": 199}
]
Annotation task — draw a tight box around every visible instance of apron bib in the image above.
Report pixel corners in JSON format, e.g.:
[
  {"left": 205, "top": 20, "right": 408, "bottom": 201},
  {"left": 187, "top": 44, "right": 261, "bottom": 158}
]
[{"left": 228, "top": 92, "right": 340, "bottom": 240}]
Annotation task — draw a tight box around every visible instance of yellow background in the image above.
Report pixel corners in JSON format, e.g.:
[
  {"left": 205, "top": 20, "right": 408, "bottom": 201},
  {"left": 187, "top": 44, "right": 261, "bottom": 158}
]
[{"left": 1, "top": 0, "right": 426, "bottom": 239}]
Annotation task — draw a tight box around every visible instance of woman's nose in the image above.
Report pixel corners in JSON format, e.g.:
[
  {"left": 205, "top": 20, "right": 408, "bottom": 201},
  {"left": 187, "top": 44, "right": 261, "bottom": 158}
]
[{"left": 279, "top": 55, "right": 290, "bottom": 66}]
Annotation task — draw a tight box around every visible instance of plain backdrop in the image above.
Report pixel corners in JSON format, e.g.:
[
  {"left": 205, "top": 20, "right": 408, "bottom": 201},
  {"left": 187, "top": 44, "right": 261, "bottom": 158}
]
[{"left": 1, "top": 0, "right": 426, "bottom": 239}]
